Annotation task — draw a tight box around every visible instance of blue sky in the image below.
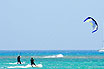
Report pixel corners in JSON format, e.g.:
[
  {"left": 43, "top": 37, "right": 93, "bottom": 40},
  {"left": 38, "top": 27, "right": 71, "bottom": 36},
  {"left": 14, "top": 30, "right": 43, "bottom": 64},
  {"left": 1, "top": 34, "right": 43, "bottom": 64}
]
[{"left": 0, "top": 0, "right": 104, "bottom": 50}]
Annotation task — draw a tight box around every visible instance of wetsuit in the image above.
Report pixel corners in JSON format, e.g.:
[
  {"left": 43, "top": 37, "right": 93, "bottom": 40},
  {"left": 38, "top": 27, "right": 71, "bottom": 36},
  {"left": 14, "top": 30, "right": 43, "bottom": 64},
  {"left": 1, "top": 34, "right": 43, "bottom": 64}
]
[
  {"left": 17, "top": 56, "right": 21, "bottom": 64},
  {"left": 30, "top": 58, "right": 36, "bottom": 67}
]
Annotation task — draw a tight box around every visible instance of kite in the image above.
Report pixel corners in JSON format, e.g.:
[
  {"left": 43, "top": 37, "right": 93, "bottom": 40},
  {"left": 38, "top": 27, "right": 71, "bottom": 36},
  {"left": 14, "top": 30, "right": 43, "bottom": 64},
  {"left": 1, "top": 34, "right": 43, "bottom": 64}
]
[{"left": 84, "top": 17, "right": 98, "bottom": 33}]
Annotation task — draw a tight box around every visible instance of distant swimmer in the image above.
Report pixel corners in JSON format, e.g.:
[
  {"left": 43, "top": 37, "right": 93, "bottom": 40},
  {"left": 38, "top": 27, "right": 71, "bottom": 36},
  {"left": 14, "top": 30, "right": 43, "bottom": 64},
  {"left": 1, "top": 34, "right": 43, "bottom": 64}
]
[
  {"left": 17, "top": 56, "right": 21, "bottom": 64},
  {"left": 30, "top": 57, "right": 36, "bottom": 67}
]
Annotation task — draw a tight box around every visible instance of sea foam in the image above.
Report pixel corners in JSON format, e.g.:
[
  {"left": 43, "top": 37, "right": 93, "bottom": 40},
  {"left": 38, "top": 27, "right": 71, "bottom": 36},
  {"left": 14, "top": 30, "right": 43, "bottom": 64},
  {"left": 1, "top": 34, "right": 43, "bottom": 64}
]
[
  {"left": 7, "top": 64, "right": 42, "bottom": 68},
  {"left": 43, "top": 54, "right": 64, "bottom": 58},
  {"left": 8, "top": 62, "right": 25, "bottom": 64}
]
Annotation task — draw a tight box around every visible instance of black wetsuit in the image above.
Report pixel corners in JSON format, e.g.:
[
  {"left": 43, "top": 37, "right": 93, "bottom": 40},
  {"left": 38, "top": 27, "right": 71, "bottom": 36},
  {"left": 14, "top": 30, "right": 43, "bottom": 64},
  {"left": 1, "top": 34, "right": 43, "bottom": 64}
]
[
  {"left": 30, "top": 58, "right": 36, "bottom": 66},
  {"left": 17, "top": 56, "right": 21, "bottom": 64}
]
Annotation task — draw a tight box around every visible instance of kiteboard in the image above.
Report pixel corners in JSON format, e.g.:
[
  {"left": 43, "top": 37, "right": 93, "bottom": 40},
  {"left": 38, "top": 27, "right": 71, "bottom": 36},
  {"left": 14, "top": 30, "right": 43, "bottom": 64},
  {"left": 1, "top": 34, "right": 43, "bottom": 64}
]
[{"left": 17, "top": 62, "right": 25, "bottom": 64}]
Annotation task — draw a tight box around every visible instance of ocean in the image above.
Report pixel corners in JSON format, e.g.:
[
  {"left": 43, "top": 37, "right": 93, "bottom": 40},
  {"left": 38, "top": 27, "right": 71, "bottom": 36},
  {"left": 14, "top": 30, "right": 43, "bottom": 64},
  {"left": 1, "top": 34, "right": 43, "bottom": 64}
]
[{"left": 0, "top": 50, "right": 104, "bottom": 69}]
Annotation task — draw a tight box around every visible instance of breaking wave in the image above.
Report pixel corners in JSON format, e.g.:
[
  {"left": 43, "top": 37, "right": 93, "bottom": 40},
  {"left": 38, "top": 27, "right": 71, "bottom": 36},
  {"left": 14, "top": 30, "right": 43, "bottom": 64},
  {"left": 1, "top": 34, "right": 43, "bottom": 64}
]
[{"left": 43, "top": 54, "right": 64, "bottom": 58}]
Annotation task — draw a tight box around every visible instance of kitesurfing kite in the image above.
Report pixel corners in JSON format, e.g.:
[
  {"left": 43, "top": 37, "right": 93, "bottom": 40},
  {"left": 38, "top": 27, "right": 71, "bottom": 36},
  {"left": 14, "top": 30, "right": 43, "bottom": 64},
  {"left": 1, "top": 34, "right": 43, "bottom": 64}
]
[{"left": 84, "top": 17, "right": 98, "bottom": 33}]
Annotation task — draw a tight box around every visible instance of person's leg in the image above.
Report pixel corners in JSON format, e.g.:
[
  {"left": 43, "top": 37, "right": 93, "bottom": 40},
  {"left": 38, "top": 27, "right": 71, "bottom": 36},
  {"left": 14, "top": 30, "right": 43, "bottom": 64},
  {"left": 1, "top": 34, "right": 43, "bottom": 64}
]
[
  {"left": 31, "top": 64, "right": 33, "bottom": 67},
  {"left": 20, "top": 61, "right": 21, "bottom": 64},
  {"left": 34, "top": 63, "right": 36, "bottom": 66}
]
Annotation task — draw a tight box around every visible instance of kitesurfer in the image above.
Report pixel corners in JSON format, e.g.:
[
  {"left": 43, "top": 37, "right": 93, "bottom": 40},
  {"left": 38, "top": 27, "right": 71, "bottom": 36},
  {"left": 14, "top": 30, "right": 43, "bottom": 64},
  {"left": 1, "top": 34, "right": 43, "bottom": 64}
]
[
  {"left": 17, "top": 55, "right": 21, "bottom": 64},
  {"left": 30, "top": 57, "right": 36, "bottom": 67}
]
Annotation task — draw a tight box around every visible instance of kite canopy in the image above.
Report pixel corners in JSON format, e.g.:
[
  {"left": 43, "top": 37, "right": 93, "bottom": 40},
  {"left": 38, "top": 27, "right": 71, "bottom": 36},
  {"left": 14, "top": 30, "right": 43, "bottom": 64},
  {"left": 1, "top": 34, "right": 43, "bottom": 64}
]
[{"left": 84, "top": 17, "right": 98, "bottom": 33}]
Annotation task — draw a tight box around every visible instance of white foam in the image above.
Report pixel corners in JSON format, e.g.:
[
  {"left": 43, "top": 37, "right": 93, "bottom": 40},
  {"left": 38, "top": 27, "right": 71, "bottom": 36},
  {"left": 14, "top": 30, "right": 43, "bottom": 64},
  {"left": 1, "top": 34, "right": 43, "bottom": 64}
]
[
  {"left": 7, "top": 64, "right": 42, "bottom": 68},
  {"left": 56, "top": 54, "right": 64, "bottom": 57},
  {"left": 43, "top": 54, "right": 64, "bottom": 58},
  {"left": 8, "top": 62, "right": 17, "bottom": 64},
  {"left": 1, "top": 67, "right": 4, "bottom": 68},
  {"left": 8, "top": 62, "right": 25, "bottom": 64}
]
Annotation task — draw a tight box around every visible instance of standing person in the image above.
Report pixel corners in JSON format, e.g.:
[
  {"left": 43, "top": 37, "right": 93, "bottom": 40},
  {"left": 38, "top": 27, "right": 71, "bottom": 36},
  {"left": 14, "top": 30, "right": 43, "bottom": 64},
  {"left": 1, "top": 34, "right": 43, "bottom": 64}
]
[
  {"left": 30, "top": 57, "right": 36, "bottom": 67},
  {"left": 17, "top": 55, "right": 21, "bottom": 64}
]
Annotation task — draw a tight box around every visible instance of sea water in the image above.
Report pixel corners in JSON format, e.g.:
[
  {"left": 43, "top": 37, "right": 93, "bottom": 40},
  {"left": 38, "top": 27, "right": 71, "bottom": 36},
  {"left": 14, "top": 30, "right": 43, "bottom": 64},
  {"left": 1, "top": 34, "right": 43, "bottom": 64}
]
[{"left": 0, "top": 50, "right": 104, "bottom": 69}]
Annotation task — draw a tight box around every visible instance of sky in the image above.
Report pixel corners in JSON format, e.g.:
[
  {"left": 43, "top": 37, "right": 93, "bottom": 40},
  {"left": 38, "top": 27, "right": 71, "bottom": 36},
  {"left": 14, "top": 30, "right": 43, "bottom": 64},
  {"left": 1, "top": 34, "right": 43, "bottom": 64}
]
[{"left": 0, "top": 0, "right": 104, "bottom": 50}]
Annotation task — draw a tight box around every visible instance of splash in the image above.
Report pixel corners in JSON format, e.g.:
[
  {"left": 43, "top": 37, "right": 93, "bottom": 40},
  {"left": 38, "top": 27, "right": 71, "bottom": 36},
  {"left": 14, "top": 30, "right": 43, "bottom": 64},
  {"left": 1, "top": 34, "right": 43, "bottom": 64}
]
[
  {"left": 7, "top": 64, "right": 43, "bottom": 68},
  {"left": 8, "top": 62, "right": 25, "bottom": 64}
]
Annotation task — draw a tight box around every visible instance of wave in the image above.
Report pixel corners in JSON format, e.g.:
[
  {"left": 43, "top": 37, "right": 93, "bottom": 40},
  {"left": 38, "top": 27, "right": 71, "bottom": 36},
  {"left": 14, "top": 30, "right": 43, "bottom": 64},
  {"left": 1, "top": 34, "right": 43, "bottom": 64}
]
[
  {"left": 43, "top": 54, "right": 64, "bottom": 58},
  {"left": 8, "top": 62, "right": 25, "bottom": 64},
  {"left": 7, "top": 64, "right": 42, "bottom": 68}
]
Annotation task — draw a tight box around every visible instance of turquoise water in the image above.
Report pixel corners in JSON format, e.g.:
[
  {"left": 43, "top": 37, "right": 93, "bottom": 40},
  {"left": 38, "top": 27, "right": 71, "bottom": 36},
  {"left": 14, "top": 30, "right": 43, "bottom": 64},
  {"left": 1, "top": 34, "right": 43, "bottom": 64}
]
[{"left": 0, "top": 50, "right": 104, "bottom": 69}]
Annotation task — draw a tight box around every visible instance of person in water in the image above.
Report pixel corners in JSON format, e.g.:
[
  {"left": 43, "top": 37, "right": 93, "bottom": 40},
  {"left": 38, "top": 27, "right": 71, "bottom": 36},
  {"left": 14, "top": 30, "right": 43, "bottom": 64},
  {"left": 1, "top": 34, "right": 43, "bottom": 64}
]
[
  {"left": 30, "top": 57, "right": 36, "bottom": 67},
  {"left": 17, "top": 56, "right": 21, "bottom": 64}
]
